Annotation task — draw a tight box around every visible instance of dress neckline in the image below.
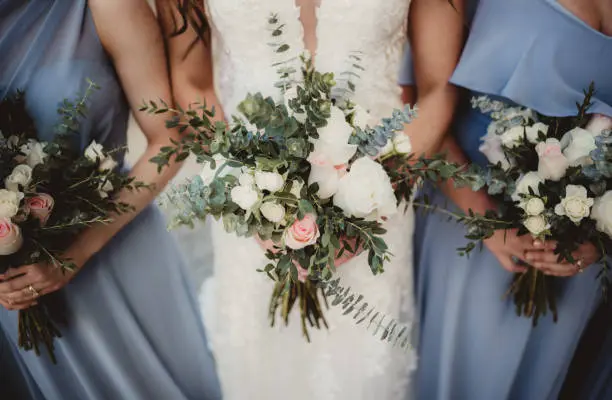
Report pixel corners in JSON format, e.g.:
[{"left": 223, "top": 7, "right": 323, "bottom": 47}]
[{"left": 544, "top": 0, "right": 612, "bottom": 41}]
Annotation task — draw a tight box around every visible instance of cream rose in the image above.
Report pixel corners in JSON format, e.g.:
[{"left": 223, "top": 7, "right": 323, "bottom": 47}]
[
  {"left": 254, "top": 171, "right": 284, "bottom": 193},
  {"left": 522, "top": 197, "right": 545, "bottom": 216},
  {"left": 260, "top": 202, "right": 286, "bottom": 224},
  {"left": 19, "top": 139, "right": 47, "bottom": 168},
  {"left": 5, "top": 164, "right": 33, "bottom": 192},
  {"left": 554, "top": 185, "right": 594, "bottom": 224},
  {"left": 25, "top": 193, "right": 54, "bottom": 226},
  {"left": 0, "top": 218, "right": 23, "bottom": 255},
  {"left": 0, "top": 189, "right": 23, "bottom": 219},
  {"left": 333, "top": 157, "right": 397, "bottom": 220},
  {"left": 284, "top": 213, "right": 320, "bottom": 250},
  {"left": 561, "top": 127, "right": 597, "bottom": 166},
  {"left": 230, "top": 185, "right": 259, "bottom": 211},
  {"left": 511, "top": 172, "right": 543, "bottom": 202},
  {"left": 591, "top": 191, "right": 612, "bottom": 237},
  {"left": 536, "top": 138, "right": 569, "bottom": 181},
  {"left": 523, "top": 215, "right": 549, "bottom": 236}
]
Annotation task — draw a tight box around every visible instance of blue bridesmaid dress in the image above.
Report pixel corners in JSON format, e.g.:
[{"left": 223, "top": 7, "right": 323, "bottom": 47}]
[
  {"left": 405, "top": 0, "right": 612, "bottom": 399},
  {"left": 0, "top": 2, "right": 221, "bottom": 399}
]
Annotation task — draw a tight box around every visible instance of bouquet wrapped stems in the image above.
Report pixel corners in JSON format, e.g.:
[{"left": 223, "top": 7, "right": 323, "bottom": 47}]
[
  {"left": 508, "top": 266, "right": 558, "bottom": 326},
  {"left": 18, "top": 304, "right": 62, "bottom": 364}
]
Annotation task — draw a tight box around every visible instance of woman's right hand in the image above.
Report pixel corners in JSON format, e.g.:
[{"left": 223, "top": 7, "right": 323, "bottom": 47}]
[
  {"left": 255, "top": 236, "right": 359, "bottom": 269},
  {"left": 484, "top": 229, "right": 536, "bottom": 273}
]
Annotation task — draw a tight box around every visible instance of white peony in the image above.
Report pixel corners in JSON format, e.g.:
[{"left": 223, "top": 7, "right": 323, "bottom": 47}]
[
  {"left": 19, "top": 139, "right": 47, "bottom": 168},
  {"left": 591, "top": 191, "right": 612, "bottom": 237},
  {"left": 479, "top": 133, "right": 512, "bottom": 170},
  {"left": 5, "top": 165, "right": 33, "bottom": 192},
  {"left": 554, "top": 185, "right": 594, "bottom": 224},
  {"left": 254, "top": 171, "right": 284, "bottom": 193},
  {"left": 561, "top": 127, "right": 597, "bottom": 166},
  {"left": 333, "top": 157, "right": 397, "bottom": 220},
  {"left": 0, "top": 189, "right": 23, "bottom": 219},
  {"left": 230, "top": 185, "right": 259, "bottom": 211},
  {"left": 523, "top": 215, "right": 550, "bottom": 236},
  {"left": 535, "top": 138, "right": 569, "bottom": 181},
  {"left": 511, "top": 172, "right": 544, "bottom": 202},
  {"left": 522, "top": 197, "right": 546, "bottom": 216},
  {"left": 308, "top": 164, "right": 342, "bottom": 199},
  {"left": 260, "top": 202, "right": 286, "bottom": 223},
  {"left": 310, "top": 106, "right": 358, "bottom": 166}
]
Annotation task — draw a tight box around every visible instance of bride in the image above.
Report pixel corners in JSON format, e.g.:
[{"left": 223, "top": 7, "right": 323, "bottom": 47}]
[{"left": 157, "top": 0, "right": 464, "bottom": 398}]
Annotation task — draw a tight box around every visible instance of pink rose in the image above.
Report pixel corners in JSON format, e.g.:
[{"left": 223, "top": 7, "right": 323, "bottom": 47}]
[
  {"left": 284, "top": 213, "right": 320, "bottom": 250},
  {"left": 25, "top": 193, "right": 54, "bottom": 226},
  {"left": 536, "top": 138, "right": 569, "bottom": 181},
  {"left": 0, "top": 218, "right": 23, "bottom": 255}
]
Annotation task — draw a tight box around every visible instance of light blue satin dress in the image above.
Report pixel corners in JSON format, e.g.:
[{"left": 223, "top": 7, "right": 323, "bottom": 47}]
[
  {"left": 0, "top": 2, "right": 221, "bottom": 399},
  {"left": 403, "top": 0, "right": 612, "bottom": 398}
]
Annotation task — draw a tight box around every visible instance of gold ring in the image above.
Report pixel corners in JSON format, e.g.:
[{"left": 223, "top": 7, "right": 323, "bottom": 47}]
[{"left": 26, "top": 285, "right": 39, "bottom": 298}]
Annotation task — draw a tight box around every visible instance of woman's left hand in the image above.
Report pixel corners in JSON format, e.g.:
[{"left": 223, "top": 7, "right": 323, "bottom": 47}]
[
  {"left": 0, "top": 263, "right": 77, "bottom": 311},
  {"left": 524, "top": 240, "right": 601, "bottom": 277}
]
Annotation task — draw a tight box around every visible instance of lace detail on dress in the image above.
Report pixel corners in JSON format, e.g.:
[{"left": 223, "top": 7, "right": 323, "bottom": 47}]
[{"left": 201, "top": 1, "right": 415, "bottom": 399}]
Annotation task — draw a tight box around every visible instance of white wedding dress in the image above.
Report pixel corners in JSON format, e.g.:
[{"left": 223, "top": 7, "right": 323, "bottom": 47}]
[{"left": 199, "top": 1, "right": 416, "bottom": 399}]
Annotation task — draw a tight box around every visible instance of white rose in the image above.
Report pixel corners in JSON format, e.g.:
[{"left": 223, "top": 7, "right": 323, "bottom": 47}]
[
  {"left": 254, "top": 171, "right": 284, "bottom": 193},
  {"left": 525, "top": 122, "right": 549, "bottom": 143},
  {"left": 283, "top": 86, "right": 306, "bottom": 124},
  {"left": 586, "top": 114, "right": 612, "bottom": 136},
  {"left": 84, "top": 140, "right": 105, "bottom": 162},
  {"left": 308, "top": 164, "right": 341, "bottom": 199},
  {"left": 379, "top": 138, "right": 395, "bottom": 157},
  {"left": 99, "top": 157, "right": 118, "bottom": 171},
  {"left": 511, "top": 172, "right": 543, "bottom": 202},
  {"left": 230, "top": 185, "right": 259, "bottom": 211},
  {"left": 98, "top": 179, "right": 114, "bottom": 199},
  {"left": 333, "top": 157, "right": 397, "bottom": 220},
  {"left": 479, "top": 133, "right": 513, "bottom": 170},
  {"left": 500, "top": 126, "right": 527, "bottom": 148},
  {"left": 554, "top": 184, "right": 594, "bottom": 224},
  {"left": 522, "top": 197, "right": 546, "bottom": 216},
  {"left": 260, "top": 202, "right": 286, "bottom": 223},
  {"left": 535, "top": 138, "right": 569, "bottom": 181},
  {"left": 5, "top": 165, "right": 33, "bottom": 192},
  {"left": 561, "top": 127, "right": 597, "bottom": 166},
  {"left": 523, "top": 215, "right": 549, "bottom": 236},
  {"left": 19, "top": 139, "right": 47, "bottom": 168},
  {"left": 591, "top": 191, "right": 612, "bottom": 237},
  {"left": 238, "top": 172, "right": 255, "bottom": 187},
  {"left": 0, "top": 189, "right": 23, "bottom": 219},
  {"left": 310, "top": 106, "right": 358, "bottom": 166},
  {"left": 393, "top": 134, "right": 412, "bottom": 155}
]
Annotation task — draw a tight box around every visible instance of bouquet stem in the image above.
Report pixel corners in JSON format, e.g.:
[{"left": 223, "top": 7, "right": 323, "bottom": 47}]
[
  {"left": 18, "top": 304, "right": 62, "bottom": 364},
  {"left": 507, "top": 267, "right": 558, "bottom": 326},
  {"left": 269, "top": 279, "right": 328, "bottom": 341}
]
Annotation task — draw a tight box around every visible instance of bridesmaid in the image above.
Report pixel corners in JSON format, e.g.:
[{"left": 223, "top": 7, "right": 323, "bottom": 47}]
[
  {"left": 403, "top": 0, "right": 612, "bottom": 398},
  {"left": 0, "top": 1, "right": 221, "bottom": 399}
]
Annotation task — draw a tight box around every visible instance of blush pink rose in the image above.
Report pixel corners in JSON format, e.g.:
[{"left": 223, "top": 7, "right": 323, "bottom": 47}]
[
  {"left": 536, "top": 139, "right": 569, "bottom": 181},
  {"left": 0, "top": 218, "right": 23, "bottom": 255},
  {"left": 25, "top": 193, "right": 54, "bottom": 226},
  {"left": 284, "top": 213, "right": 320, "bottom": 250}
]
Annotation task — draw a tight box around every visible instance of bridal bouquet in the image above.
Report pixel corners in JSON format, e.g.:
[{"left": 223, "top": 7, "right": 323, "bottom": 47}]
[
  {"left": 456, "top": 87, "right": 612, "bottom": 324},
  {"left": 145, "top": 15, "right": 464, "bottom": 344},
  {"left": 0, "top": 84, "right": 147, "bottom": 362}
]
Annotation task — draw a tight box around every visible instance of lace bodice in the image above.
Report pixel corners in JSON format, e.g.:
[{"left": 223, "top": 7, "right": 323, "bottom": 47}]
[{"left": 206, "top": 0, "right": 410, "bottom": 120}]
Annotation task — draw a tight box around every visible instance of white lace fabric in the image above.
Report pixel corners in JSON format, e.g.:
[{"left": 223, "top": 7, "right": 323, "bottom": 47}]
[{"left": 200, "top": 1, "right": 416, "bottom": 399}]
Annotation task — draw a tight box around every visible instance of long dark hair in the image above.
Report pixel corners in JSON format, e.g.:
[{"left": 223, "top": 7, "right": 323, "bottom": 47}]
[{"left": 168, "top": 0, "right": 210, "bottom": 56}]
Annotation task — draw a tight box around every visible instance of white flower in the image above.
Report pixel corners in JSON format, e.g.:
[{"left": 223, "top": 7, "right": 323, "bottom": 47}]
[
  {"left": 586, "top": 114, "right": 612, "bottom": 136},
  {"left": 254, "top": 171, "right": 284, "bottom": 193},
  {"left": 5, "top": 165, "right": 33, "bottom": 192},
  {"left": 591, "top": 191, "right": 612, "bottom": 237},
  {"left": 260, "top": 202, "right": 285, "bottom": 223},
  {"left": 98, "top": 180, "right": 114, "bottom": 199},
  {"left": 523, "top": 215, "right": 550, "bottom": 236},
  {"left": 238, "top": 172, "right": 255, "bottom": 187},
  {"left": 84, "top": 140, "right": 105, "bottom": 162},
  {"left": 535, "top": 138, "right": 569, "bottom": 181},
  {"left": 333, "top": 157, "right": 397, "bottom": 220},
  {"left": 230, "top": 185, "right": 259, "bottom": 211},
  {"left": 500, "top": 126, "right": 527, "bottom": 148},
  {"left": 310, "top": 106, "right": 358, "bottom": 166},
  {"left": 6, "top": 135, "right": 19, "bottom": 150},
  {"left": 561, "top": 127, "right": 597, "bottom": 166},
  {"left": 525, "top": 122, "right": 549, "bottom": 143},
  {"left": 0, "top": 189, "right": 23, "bottom": 219},
  {"left": 511, "top": 172, "right": 543, "bottom": 202},
  {"left": 351, "top": 105, "right": 377, "bottom": 128},
  {"left": 308, "top": 164, "right": 342, "bottom": 199},
  {"left": 393, "top": 134, "right": 412, "bottom": 154},
  {"left": 554, "top": 185, "right": 594, "bottom": 224},
  {"left": 521, "top": 197, "right": 546, "bottom": 216},
  {"left": 289, "top": 180, "right": 304, "bottom": 199},
  {"left": 479, "top": 133, "right": 512, "bottom": 170},
  {"left": 99, "top": 157, "right": 118, "bottom": 171},
  {"left": 19, "top": 139, "right": 47, "bottom": 168},
  {"left": 379, "top": 138, "right": 395, "bottom": 157}
]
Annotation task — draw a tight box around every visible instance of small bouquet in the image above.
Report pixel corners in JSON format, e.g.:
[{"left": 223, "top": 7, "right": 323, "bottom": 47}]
[
  {"left": 0, "top": 84, "right": 147, "bottom": 362},
  {"left": 456, "top": 86, "right": 612, "bottom": 324},
  {"left": 144, "top": 15, "right": 463, "bottom": 344}
]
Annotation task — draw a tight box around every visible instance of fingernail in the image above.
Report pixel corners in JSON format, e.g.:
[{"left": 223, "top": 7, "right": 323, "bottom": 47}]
[{"left": 533, "top": 240, "right": 542, "bottom": 247}]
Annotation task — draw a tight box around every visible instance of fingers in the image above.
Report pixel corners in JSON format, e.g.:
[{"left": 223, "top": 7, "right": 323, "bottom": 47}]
[
  {"left": 0, "top": 274, "right": 36, "bottom": 295},
  {"left": 0, "top": 264, "right": 35, "bottom": 280},
  {"left": 533, "top": 262, "right": 577, "bottom": 277},
  {"left": 500, "top": 257, "right": 527, "bottom": 273},
  {"left": 0, "top": 296, "right": 38, "bottom": 311},
  {"left": 524, "top": 250, "right": 559, "bottom": 265}
]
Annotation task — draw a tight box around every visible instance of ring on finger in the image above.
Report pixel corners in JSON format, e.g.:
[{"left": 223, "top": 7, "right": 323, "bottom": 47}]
[
  {"left": 25, "top": 285, "right": 39, "bottom": 298},
  {"left": 575, "top": 258, "right": 585, "bottom": 273}
]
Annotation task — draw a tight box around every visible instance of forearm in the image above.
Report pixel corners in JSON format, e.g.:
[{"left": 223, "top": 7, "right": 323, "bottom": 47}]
[{"left": 173, "top": 75, "right": 225, "bottom": 124}]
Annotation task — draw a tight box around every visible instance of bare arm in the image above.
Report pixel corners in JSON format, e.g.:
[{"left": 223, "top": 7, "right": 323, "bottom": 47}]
[{"left": 155, "top": 0, "right": 224, "bottom": 121}]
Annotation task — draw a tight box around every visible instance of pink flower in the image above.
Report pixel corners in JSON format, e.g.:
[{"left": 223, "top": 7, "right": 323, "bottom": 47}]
[
  {"left": 0, "top": 218, "right": 23, "bottom": 255},
  {"left": 25, "top": 193, "right": 54, "bottom": 226},
  {"left": 536, "top": 139, "right": 569, "bottom": 181},
  {"left": 284, "top": 213, "right": 320, "bottom": 250}
]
